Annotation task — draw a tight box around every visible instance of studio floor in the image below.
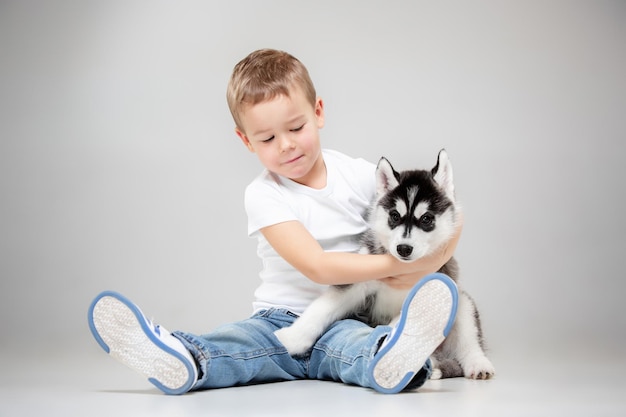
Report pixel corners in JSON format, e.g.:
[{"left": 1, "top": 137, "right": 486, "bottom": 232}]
[{"left": 1, "top": 344, "right": 624, "bottom": 417}]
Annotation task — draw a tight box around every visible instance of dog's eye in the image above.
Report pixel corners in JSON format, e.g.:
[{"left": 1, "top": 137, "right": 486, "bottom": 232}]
[
  {"left": 389, "top": 210, "right": 402, "bottom": 224},
  {"left": 419, "top": 213, "right": 435, "bottom": 231}
]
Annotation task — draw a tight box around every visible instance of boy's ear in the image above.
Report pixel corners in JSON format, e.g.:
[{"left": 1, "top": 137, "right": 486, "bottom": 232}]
[
  {"left": 235, "top": 128, "right": 255, "bottom": 153},
  {"left": 315, "top": 98, "right": 325, "bottom": 128}
]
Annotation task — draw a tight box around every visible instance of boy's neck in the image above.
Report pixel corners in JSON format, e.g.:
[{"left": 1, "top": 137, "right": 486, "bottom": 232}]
[{"left": 290, "top": 155, "right": 327, "bottom": 189}]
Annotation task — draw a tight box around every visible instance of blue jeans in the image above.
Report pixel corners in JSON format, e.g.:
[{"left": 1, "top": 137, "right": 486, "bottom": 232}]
[{"left": 173, "top": 308, "right": 432, "bottom": 391}]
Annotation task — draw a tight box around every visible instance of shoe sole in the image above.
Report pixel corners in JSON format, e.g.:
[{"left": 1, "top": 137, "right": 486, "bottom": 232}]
[
  {"left": 368, "top": 273, "right": 458, "bottom": 394},
  {"left": 88, "top": 291, "right": 195, "bottom": 395}
]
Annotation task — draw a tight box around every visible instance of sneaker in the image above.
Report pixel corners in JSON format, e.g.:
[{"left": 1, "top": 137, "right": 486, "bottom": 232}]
[
  {"left": 368, "top": 273, "right": 458, "bottom": 394},
  {"left": 87, "top": 291, "right": 198, "bottom": 395}
]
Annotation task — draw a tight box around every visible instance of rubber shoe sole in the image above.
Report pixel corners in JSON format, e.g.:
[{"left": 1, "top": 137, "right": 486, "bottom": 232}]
[
  {"left": 368, "top": 273, "right": 458, "bottom": 394},
  {"left": 88, "top": 291, "right": 197, "bottom": 395}
]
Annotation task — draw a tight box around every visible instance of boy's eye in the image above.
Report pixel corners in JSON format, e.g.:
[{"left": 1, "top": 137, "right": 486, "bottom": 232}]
[
  {"left": 262, "top": 136, "right": 275, "bottom": 143},
  {"left": 291, "top": 124, "right": 304, "bottom": 132}
]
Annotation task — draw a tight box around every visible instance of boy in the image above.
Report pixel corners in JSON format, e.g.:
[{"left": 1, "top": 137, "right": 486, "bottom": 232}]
[{"left": 88, "top": 49, "right": 462, "bottom": 395}]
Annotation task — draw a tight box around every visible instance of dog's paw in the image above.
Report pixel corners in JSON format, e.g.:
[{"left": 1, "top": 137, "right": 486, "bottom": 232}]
[
  {"left": 429, "top": 367, "right": 443, "bottom": 380},
  {"left": 274, "top": 327, "right": 315, "bottom": 356},
  {"left": 463, "top": 356, "right": 496, "bottom": 380}
]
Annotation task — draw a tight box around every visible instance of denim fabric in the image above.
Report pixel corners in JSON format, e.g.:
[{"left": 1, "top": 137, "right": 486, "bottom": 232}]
[{"left": 173, "top": 308, "right": 431, "bottom": 391}]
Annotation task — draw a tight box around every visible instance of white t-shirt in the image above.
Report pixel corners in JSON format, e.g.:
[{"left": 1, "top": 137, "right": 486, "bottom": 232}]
[{"left": 245, "top": 149, "right": 376, "bottom": 314}]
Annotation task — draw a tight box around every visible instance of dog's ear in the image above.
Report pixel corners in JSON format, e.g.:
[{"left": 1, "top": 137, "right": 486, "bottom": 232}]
[
  {"left": 432, "top": 149, "right": 455, "bottom": 200},
  {"left": 376, "top": 157, "right": 399, "bottom": 195}
]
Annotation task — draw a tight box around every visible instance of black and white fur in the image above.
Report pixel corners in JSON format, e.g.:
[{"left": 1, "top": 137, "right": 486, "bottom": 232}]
[{"left": 274, "top": 149, "right": 495, "bottom": 379}]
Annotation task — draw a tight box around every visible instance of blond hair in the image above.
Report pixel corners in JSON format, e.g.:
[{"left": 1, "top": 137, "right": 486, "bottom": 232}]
[{"left": 226, "top": 49, "right": 317, "bottom": 131}]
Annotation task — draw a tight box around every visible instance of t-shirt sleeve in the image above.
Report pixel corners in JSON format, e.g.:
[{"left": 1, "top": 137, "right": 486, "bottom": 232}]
[{"left": 245, "top": 176, "right": 298, "bottom": 237}]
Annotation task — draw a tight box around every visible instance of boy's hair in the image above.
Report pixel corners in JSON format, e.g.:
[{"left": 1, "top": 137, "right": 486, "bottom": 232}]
[{"left": 227, "top": 49, "right": 317, "bottom": 131}]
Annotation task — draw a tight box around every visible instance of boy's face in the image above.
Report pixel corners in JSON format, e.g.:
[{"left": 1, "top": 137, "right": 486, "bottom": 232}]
[{"left": 235, "top": 87, "right": 325, "bottom": 186}]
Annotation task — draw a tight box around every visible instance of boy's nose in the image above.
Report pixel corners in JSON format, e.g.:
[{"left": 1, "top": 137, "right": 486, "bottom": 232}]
[{"left": 278, "top": 135, "right": 295, "bottom": 152}]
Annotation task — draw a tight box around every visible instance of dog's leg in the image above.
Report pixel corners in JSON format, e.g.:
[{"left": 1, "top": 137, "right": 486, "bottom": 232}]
[
  {"left": 429, "top": 356, "right": 463, "bottom": 380},
  {"left": 451, "top": 291, "right": 495, "bottom": 379},
  {"left": 274, "top": 284, "right": 373, "bottom": 356},
  {"left": 429, "top": 318, "right": 464, "bottom": 379}
]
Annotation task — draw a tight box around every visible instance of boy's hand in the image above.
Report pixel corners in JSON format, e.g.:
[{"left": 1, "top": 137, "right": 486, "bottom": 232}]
[{"left": 379, "top": 271, "right": 428, "bottom": 290}]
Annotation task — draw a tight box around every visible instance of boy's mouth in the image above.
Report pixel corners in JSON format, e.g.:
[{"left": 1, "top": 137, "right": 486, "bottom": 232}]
[{"left": 284, "top": 155, "right": 303, "bottom": 164}]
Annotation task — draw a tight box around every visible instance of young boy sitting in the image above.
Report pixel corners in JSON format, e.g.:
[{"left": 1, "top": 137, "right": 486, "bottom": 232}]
[{"left": 88, "top": 48, "right": 462, "bottom": 395}]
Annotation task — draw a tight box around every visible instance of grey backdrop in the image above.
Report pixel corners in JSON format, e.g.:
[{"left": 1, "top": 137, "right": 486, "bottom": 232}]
[{"left": 1, "top": 0, "right": 624, "bottom": 370}]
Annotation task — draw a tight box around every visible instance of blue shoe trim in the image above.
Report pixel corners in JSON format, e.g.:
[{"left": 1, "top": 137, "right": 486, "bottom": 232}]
[
  {"left": 87, "top": 290, "right": 196, "bottom": 395},
  {"left": 87, "top": 290, "right": 116, "bottom": 354},
  {"left": 423, "top": 273, "right": 458, "bottom": 337},
  {"left": 368, "top": 273, "right": 458, "bottom": 394}
]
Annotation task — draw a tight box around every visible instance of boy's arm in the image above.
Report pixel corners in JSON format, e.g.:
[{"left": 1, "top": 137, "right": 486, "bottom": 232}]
[
  {"left": 260, "top": 221, "right": 403, "bottom": 285},
  {"left": 260, "top": 218, "right": 459, "bottom": 286}
]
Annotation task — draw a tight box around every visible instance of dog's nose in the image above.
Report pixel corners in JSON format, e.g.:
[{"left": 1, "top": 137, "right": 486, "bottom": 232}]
[{"left": 396, "top": 244, "right": 413, "bottom": 258}]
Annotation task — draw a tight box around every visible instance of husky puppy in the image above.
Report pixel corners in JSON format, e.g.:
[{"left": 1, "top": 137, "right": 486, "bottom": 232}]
[{"left": 274, "top": 150, "right": 495, "bottom": 379}]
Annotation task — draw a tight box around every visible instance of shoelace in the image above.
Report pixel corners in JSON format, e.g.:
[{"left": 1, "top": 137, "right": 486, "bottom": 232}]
[{"left": 147, "top": 316, "right": 162, "bottom": 336}]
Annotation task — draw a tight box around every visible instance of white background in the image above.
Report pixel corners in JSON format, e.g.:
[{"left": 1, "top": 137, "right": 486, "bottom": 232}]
[{"left": 1, "top": 0, "right": 624, "bottom": 375}]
